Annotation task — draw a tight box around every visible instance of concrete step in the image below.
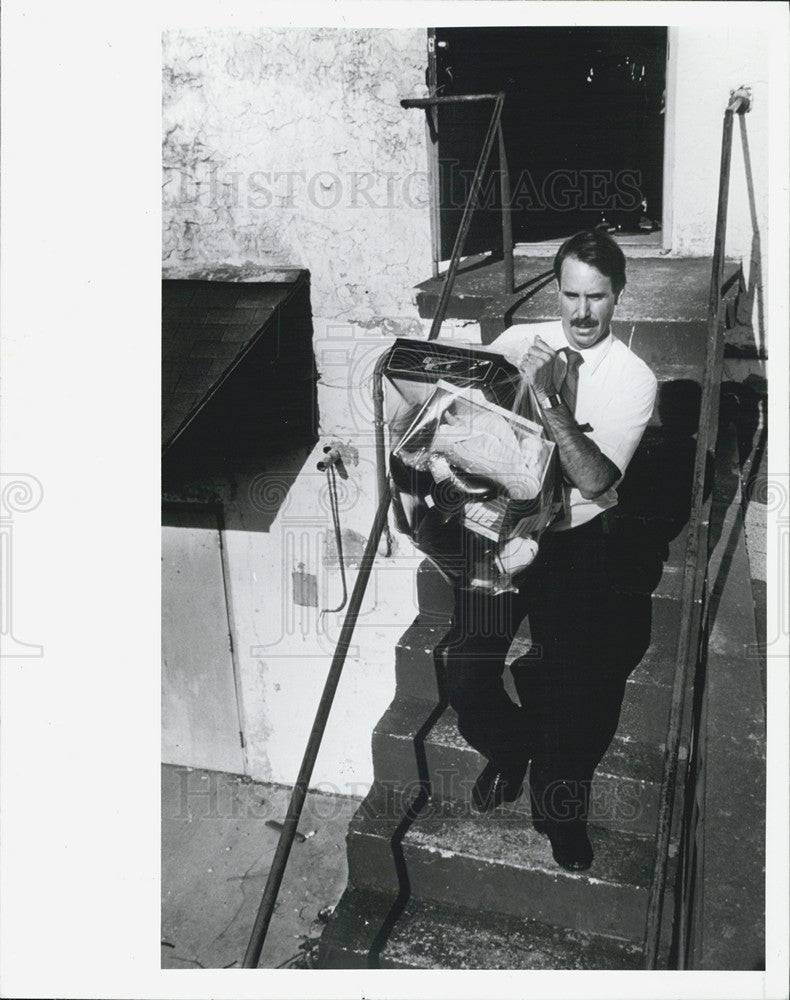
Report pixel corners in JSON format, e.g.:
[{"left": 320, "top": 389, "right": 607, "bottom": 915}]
[
  {"left": 394, "top": 613, "right": 451, "bottom": 701},
  {"left": 413, "top": 255, "right": 743, "bottom": 358},
  {"left": 371, "top": 696, "right": 663, "bottom": 836},
  {"left": 414, "top": 563, "right": 455, "bottom": 623},
  {"left": 318, "top": 885, "right": 645, "bottom": 969},
  {"left": 346, "top": 784, "right": 661, "bottom": 941},
  {"left": 397, "top": 584, "right": 682, "bottom": 718},
  {"left": 619, "top": 676, "right": 673, "bottom": 746},
  {"left": 609, "top": 521, "right": 690, "bottom": 601},
  {"left": 650, "top": 364, "right": 705, "bottom": 429},
  {"left": 415, "top": 256, "right": 719, "bottom": 322},
  {"left": 412, "top": 513, "right": 695, "bottom": 640}
]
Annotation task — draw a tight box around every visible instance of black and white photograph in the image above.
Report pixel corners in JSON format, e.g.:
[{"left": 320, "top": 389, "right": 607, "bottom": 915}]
[{"left": 1, "top": 2, "right": 789, "bottom": 998}]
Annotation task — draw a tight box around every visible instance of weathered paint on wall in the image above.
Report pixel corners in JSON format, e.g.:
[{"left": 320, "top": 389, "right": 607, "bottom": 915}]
[
  {"left": 163, "top": 28, "right": 432, "bottom": 321},
  {"left": 163, "top": 25, "right": 771, "bottom": 285},
  {"left": 162, "top": 311, "right": 480, "bottom": 790},
  {"left": 161, "top": 25, "right": 771, "bottom": 792},
  {"left": 668, "top": 27, "right": 769, "bottom": 267},
  {"left": 162, "top": 27, "right": 437, "bottom": 788}
]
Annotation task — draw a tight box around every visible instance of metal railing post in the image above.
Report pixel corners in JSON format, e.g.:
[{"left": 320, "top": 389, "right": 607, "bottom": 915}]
[
  {"left": 401, "top": 93, "right": 505, "bottom": 341},
  {"left": 643, "top": 87, "right": 751, "bottom": 969},
  {"left": 373, "top": 352, "right": 392, "bottom": 556},
  {"left": 497, "top": 121, "right": 514, "bottom": 295}
]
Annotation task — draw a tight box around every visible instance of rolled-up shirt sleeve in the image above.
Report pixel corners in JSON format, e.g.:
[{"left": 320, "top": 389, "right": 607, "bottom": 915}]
[{"left": 486, "top": 320, "right": 658, "bottom": 492}]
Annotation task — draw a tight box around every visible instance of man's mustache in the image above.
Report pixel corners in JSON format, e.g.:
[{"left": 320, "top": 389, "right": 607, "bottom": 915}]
[{"left": 571, "top": 319, "right": 598, "bottom": 328}]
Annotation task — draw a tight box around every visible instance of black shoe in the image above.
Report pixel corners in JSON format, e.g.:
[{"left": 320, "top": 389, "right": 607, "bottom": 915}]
[
  {"left": 472, "top": 762, "right": 524, "bottom": 812},
  {"left": 535, "top": 819, "right": 594, "bottom": 872}
]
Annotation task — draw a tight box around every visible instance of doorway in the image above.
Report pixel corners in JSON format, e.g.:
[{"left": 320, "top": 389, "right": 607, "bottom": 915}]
[
  {"left": 162, "top": 504, "right": 246, "bottom": 775},
  {"left": 430, "top": 27, "right": 667, "bottom": 257}
]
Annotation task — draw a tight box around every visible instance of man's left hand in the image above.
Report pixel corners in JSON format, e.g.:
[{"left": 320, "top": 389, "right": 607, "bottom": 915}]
[{"left": 518, "top": 335, "right": 559, "bottom": 399}]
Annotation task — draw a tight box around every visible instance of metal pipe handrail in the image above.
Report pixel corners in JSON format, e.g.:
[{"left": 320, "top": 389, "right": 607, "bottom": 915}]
[
  {"left": 373, "top": 352, "right": 392, "bottom": 543},
  {"left": 401, "top": 94, "right": 503, "bottom": 107},
  {"left": 643, "top": 87, "right": 751, "bottom": 969},
  {"left": 426, "top": 93, "right": 504, "bottom": 340},
  {"left": 244, "top": 93, "right": 509, "bottom": 967},
  {"left": 242, "top": 492, "right": 392, "bottom": 968},
  {"left": 403, "top": 91, "right": 514, "bottom": 312},
  {"left": 497, "top": 121, "right": 515, "bottom": 295}
]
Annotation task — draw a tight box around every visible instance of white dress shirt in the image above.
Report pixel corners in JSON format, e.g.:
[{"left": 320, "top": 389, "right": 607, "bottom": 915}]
[{"left": 487, "top": 321, "right": 658, "bottom": 530}]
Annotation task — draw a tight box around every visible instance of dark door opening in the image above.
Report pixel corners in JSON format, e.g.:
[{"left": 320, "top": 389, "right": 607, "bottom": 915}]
[{"left": 432, "top": 27, "right": 667, "bottom": 257}]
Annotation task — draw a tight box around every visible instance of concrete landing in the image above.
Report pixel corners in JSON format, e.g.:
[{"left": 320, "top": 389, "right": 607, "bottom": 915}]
[
  {"left": 413, "top": 254, "right": 745, "bottom": 350},
  {"left": 160, "top": 765, "right": 359, "bottom": 969},
  {"left": 415, "top": 255, "right": 726, "bottom": 324}
]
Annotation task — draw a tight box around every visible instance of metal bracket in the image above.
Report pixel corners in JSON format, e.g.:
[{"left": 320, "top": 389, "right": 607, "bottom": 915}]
[{"left": 727, "top": 85, "right": 752, "bottom": 114}]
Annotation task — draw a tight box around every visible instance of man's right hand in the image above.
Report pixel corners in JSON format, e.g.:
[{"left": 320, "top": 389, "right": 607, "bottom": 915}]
[{"left": 519, "top": 335, "right": 560, "bottom": 400}]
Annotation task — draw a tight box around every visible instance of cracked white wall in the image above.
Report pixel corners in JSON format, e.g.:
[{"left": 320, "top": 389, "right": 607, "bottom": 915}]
[
  {"left": 666, "top": 25, "right": 769, "bottom": 343},
  {"left": 161, "top": 25, "right": 772, "bottom": 792},
  {"left": 163, "top": 27, "right": 433, "bottom": 321},
  {"left": 162, "top": 28, "right": 438, "bottom": 791},
  {"left": 669, "top": 26, "right": 769, "bottom": 265}
]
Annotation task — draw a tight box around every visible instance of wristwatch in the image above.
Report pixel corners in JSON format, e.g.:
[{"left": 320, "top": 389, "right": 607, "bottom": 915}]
[{"left": 539, "top": 393, "right": 563, "bottom": 410}]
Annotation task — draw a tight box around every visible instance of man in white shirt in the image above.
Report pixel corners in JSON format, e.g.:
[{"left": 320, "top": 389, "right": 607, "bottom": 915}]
[{"left": 443, "top": 229, "right": 657, "bottom": 871}]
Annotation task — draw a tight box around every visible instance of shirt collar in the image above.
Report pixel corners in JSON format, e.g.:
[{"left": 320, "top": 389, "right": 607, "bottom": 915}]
[{"left": 562, "top": 329, "right": 613, "bottom": 376}]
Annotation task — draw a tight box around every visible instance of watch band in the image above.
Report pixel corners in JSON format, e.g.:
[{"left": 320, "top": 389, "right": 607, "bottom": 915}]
[{"left": 539, "top": 393, "right": 563, "bottom": 411}]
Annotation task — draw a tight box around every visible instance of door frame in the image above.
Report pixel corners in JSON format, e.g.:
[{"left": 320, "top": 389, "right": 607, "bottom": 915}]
[
  {"left": 161, "top": 500, "right": 249, "bottom": 775},
  {"left": 424, "top": 26, "right": 677, "bottom": 261},
  {"left": 662, "top": 26, "right": 679, "bottom": 253}
]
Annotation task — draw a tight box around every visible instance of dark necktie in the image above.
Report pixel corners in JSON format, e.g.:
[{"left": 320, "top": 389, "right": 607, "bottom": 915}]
[{"left": 560, "top": 348, "right": 583, "bottom": 416}]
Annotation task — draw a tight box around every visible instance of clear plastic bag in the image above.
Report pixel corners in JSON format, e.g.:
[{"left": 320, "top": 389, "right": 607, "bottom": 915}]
[{"left": 390, "top": 379, "right": 565, "bottom": 593}]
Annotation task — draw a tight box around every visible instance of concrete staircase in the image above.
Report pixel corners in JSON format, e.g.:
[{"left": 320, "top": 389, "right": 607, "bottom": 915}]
[
  {"left": 318, "top": 554, "right": 680, "bottom": 968},
  {"left": 317, "top": 256, "right": 753, "bottom": 969}
]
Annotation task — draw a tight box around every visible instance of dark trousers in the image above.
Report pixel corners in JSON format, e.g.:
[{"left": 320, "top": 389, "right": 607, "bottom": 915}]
[{"left": 444, "top": 515, "right": 627, "bottom": 824}]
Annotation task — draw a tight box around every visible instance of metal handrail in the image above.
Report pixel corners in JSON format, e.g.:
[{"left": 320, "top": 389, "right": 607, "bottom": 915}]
[
  {"left": 242, "top": 492, "right": 391, "bottom": 968},
  {"left": 244, "top": 93, "right": 501, "bottom": 968},
  {"left": 642, "top": 87, "right": 752, "bottom": 969},
  {"left": 402, "top": 92, "right": 515, "bottom": 321},
  {"left": 240, "top": 85, "right": 757, "bottom": 970}
]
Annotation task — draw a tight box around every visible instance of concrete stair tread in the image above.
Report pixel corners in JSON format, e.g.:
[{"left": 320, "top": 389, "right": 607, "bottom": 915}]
[
  {"left": 405, "top": 579, "right": 686, "bottom": 691},
  {"left": 396, "top": 619, "right": 453, "bottom": 657},
  {"left": 628, "top": 594, "right": 685, "bottom": 686},
  {"left": 375, "top": 694, "right": 666, "bottom": 786},
  {"left": 351, "top": 784, "right": 656, "bottom": 890},
  {"left": 372, "top": 694, "right": 664, "bottom": 836},
  {"left": 396, "top": 612, "right": 679, "bottom": 742},
  {"left": 347, "top": 785, "right": 660, "bottom": 938},
  {"left": 320, "top": 885, "right": 644, "bottom": 970},
  {"left": 652, "top": 362, "right": 703, "bottom": 380}
]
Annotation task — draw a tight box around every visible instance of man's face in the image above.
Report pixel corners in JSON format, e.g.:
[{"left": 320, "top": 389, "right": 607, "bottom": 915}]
[{"left": 558, "top": 255, "right": 619, "bottom": 350}]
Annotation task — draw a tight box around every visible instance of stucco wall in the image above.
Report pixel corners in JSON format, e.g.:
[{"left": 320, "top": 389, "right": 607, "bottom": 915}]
[
  {"left": 163, "top": 25, "right": 772, "bottom": 315},
  {"left": 163, "top": 28, "right": 432, "bottom": 320},
  {"left": 668, "top": 27, "right": 769, "bottom": 266},
  {"left": 161, "top": 25, "right": 772, "bottom": 792},
  {"left": 161, "top": 27, "right": 473, "bottom": 791}
]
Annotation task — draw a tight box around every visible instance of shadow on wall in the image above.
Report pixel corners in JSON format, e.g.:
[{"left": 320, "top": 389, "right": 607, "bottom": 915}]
[
  {"left": 162, "top": 274, "right": 320, "bottom": 533},
  {"left": 162, "top": 446, "right": 316, "bottom": 534}
]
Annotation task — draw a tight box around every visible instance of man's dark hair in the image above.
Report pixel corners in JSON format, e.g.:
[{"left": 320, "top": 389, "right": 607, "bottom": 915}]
[{"left": 553, "top": 228, "right": 627, "bottom": 297}]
